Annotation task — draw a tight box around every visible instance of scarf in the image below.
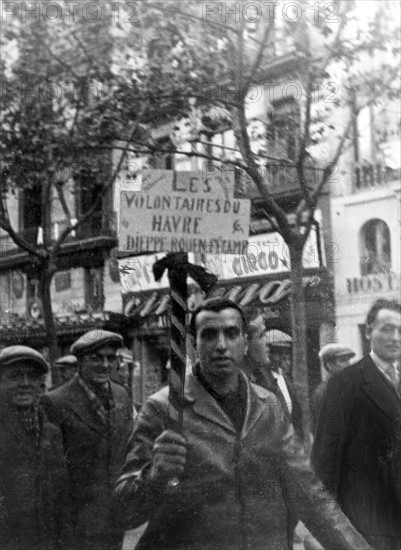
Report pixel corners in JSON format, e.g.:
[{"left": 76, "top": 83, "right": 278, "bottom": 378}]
[
  {"left": 15, "top": 402, "right": 41, "bottom": 446},
  {"left": 77, "top": 374, "right": 115, "bottom": 426}
]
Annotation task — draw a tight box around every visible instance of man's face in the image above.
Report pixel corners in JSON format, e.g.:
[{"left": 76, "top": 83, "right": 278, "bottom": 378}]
[
  {"left": 196, "top": 308, "right": 246, "bottom": 385},
  {"left": 58, "top": 366, "right": 77, "bottom": 384},
  {"left": 326, "top": 354, "right": 354, "bottom": 374},
  {"left": 247, "top": 315, "right": 271, "bottom": 368},
  {"left": 80, "top": 345, "right": 118, "bottom": 387},
  {"left": 0, "top": 363, "right": 42, "bottom": 407},
  {"left": 270, "top": 348, "right": 292, "bottom": 374},
  {"left": 366, "top": 308, "right": 401, "bottom": 363}
]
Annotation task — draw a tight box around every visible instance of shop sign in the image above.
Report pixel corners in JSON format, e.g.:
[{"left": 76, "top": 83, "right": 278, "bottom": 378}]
[
  {"left": 346, "top": 272, "right": 400, "bottom": 295},
  {"left": 203, "top": 230, "right": 320, "bottom": 281},
  {"left": 119, "top": 170, "right": 250, "bottom": 255}
]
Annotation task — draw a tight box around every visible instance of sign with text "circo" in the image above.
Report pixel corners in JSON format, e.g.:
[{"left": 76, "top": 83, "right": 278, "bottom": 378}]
[{"left": 119, "top": 170, "right": 251, "bottom": 255}]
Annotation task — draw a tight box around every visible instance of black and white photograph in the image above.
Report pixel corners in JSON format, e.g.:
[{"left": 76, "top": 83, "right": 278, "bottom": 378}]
[{"left": 0, "top": 1, "right": 400, "bottom": 549}]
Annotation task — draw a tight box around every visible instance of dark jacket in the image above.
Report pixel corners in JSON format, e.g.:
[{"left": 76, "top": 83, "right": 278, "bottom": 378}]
[
  {"left": 312, "top": 356, "right": 401, "bottom": 550},
  {"left": 42, "top": 375, "right": 133, "bottom": 544},
  {"left": 115, "top": 370, "right": 372, "bottom": 550},
  {"left": 249, "top": 364, "right": 305, "bottom": 441},
  {"left": 0, "top": 405, "right": 72, "bottom": 550},
  {"left": 310, "top": 380, "right": 327, "bottom": 434}
]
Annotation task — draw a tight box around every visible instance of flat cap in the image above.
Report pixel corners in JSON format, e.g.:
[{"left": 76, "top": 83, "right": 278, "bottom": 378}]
[
  {"left": 319, "top": 343, "right": 355, "bottom": 362},
  {"left": 54, "top": 355, "right": 78, "bottom": 368},
  {"left": 265, "top": 329, "right": 292, "bottom": 347},
  {"left": 71, "top": 330, "right": 123, "bottom": 356},
  {"left": 0, "top": 345, "right": 49, "bottom": 374},
  {"left": 117, "top": 348, "right": 134, "bottom": 363}
]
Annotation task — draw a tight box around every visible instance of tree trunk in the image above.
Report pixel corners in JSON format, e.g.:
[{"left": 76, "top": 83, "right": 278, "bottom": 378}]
[
  {"left": 289, "top": 244, "right": 312, "bottom": 448},
  {"left": 38, "top": 267, "right": 58, "bottom": 379}
]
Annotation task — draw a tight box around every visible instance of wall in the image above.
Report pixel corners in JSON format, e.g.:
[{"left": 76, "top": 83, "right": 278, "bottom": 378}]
[
  {"left": 104, "top": 256, "right": 123, "bottom": 313},
  {"left": 331, "top": 181, "right": 401, "bottom": 358}
]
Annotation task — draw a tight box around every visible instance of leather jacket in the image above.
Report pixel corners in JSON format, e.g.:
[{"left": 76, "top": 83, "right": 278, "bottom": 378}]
[{"left": 115, "top": 370, "right": 371, "bottom": 550}]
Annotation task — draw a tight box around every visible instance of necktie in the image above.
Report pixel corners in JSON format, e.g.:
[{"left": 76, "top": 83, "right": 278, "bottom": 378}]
[
  {"left": 396, "top": 364, "right": 401, "bottom": 397},
  {"left": 386, "top": 363, "right": 400, "bottom": 395}
]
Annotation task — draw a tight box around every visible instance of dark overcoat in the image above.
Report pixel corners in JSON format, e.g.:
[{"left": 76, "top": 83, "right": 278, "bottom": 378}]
[
  {"left": 312, "top": 356, "right": 401, "bottom": 550},
  {"left": 0, "top": 405, "right": 72, "bottom": 550},
  {"left": 43, "top": 376, "right": 133, "bottom": 545}
]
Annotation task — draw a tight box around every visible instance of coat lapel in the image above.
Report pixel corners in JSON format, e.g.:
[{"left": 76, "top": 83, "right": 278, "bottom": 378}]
[
  {"left": 184, "top": 370, "right": 271, "bottom": 437},
  {"left": 63, "top": 379, "right": 105, "bottom": 436},
  {"left": 0, "top": 407, "right": 31, "bottom": 446},
  {"left": 360, "top": 356, "right": 401, "bottom": 425},
  {"left": 185, "top": 371, "right": 236, "bottom": 434},
  {"left": 242, "top": 380, "right": 274, "bottom": 438},
  {"left": 0, "top": 405, "right": 43, "bottom": 453}
]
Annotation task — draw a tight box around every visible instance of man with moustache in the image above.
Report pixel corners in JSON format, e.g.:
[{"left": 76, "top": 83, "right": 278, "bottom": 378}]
[
  {"left": 0, "top": 346, "right": 71, "bottom": 550},
  {"left": 115, "top": 298, "right": 372, "bottom": 550},
  {"left": 43, "top": 330, "right": 133, "bottom": 550},
  {"left": 312, "top": 299, "right": 401, "bottom": 550},
  {"left": 244, "top": 309, "right": 304, "bottom": 442},
  {"left": 310, "top": 343, "right": 355, "bottom": 433}
]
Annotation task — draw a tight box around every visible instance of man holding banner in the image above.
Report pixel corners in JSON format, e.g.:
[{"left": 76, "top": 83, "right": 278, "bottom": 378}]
[{"left": 115, "top": 298, "right": 372, "bottom": 550}]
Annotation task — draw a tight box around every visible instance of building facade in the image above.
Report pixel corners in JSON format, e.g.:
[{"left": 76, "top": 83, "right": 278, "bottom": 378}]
[
  {"left": 0, "top": 177, "right": 125, "bottom": 369},
  {"left": 331, "top": 97, "right": 401, "bottom": 360}
]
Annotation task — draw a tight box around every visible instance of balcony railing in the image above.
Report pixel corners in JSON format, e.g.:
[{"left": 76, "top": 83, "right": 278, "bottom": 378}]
[
  {"left": 52, "top": 214, "right": 115, "bottom": 242},
  {"left": 236, "top": 162, "right": 322, "bottom": 199},
  {"left": 0, "top": 214, "right": 115, "bottom": 253},
  {"left": 354, "top": 162, "right": 400, "bottom": 190}
]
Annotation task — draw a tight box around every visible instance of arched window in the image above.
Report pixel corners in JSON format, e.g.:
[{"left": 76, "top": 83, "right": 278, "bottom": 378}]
[{"left": 359, "top": 219, "right": 391, "bottom": 275}]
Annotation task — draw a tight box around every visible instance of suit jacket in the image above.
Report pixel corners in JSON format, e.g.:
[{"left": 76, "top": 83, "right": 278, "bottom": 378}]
[
  {"left": 42, "top": 376, "right": 133, "bottom": 542},
  {"left": 251, "top": 365, "right": 305, "bottom": 441},
  {"left": 312, "top": 356, "right": 401, "bottom": 550},
  {"left": 0, "top": 405, "right": 72, "bottom": 550},
  {"left": 310, "top": 380, "right": 327, "bottom": 435},
  {"left": 114, "top": 370, "right": 372, "bottom": 550}
]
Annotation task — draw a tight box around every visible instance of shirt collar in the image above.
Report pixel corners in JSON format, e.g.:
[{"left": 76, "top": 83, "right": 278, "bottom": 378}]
[
  {"left": 271, "top": 367, "right": 283, "bottom": 378},
  {"left": 370, "top": 351, "right": 399, "bottom": 382}
]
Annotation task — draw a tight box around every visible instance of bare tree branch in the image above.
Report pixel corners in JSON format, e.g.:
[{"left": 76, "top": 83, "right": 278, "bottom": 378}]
[{"left": 52, "top": 100, "right": 151, "bottom": 256}]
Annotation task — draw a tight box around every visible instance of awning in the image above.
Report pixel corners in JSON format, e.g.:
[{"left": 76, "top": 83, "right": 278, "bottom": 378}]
[{"left": 0, "top": 311, "right": 126, "bottom": 347}]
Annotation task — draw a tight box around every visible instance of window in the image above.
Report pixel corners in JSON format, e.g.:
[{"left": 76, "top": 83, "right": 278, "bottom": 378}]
[
  {"left": 151, "top": 138, "right": 174, "bottom": 170},
  {"left": 268, "top": 99, "right": 300, "bottom": 161},
  {"left": 54, "top": 271, "right": 71, "bottom": 293},
  {"left": 359, "top": 219, "right": 391, "bottom": 275},
  {"left": 77, "top": 175, "right": 103, "bottom": 235},
  {"left": 84, "top": 267, "right": 103, "bottom": 311},
  {"left": 22, "top": 185, "right": 41, "bottom": 244},
  {"left": 26, "top": 276, "right": 39, "bottom": 301}
]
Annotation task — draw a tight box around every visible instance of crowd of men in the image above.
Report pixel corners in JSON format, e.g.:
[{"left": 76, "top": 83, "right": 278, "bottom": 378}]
[{"left": 0, "top": 297, "right": 400, "bottom": 550}]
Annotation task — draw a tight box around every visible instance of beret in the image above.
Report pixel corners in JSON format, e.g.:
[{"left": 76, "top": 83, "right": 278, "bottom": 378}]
[
  {"left": 319, "top": 343, "right": 355, "bottom": 362},
  {"left": 265, "top": 329, "right": 292, "bottom": 347},
  {"left": 71, "top": 330, "right": 123, "bottom": 356},
  {"left": 54, "top": 354, "right": 78, "bottom": 368},
  {"left": 0, "top": 345, "right": 49, "bottom": 374}
]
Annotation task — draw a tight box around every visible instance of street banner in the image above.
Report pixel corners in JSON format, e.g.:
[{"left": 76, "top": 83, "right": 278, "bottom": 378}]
[{"left": 119, "top": 170, "right": 250, "bottom": 255}]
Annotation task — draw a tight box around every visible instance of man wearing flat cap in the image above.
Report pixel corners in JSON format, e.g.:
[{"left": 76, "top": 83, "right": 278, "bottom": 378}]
[
  {"left": 310, "top": 343, "right": 355, "bottom": 433},
  {"left": 266, "top": 328, "right": 293, "bottom": 377},
  {"left": 0, "top": 345, "right": 72, "bottom": 550},
  {"left": 244, "top": 310, "right": 304, "bottom": 442},
  {"left": 43, "top": 330, "right": 133, "bottom": 550},
  {"left": 53, "top": 355, "right": 78, "bottom": 387}
]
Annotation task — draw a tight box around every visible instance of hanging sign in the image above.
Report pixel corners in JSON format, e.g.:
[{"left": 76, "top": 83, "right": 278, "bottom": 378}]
[{"left": 119, "top": 170, "right": 251, "bottom": 255}]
